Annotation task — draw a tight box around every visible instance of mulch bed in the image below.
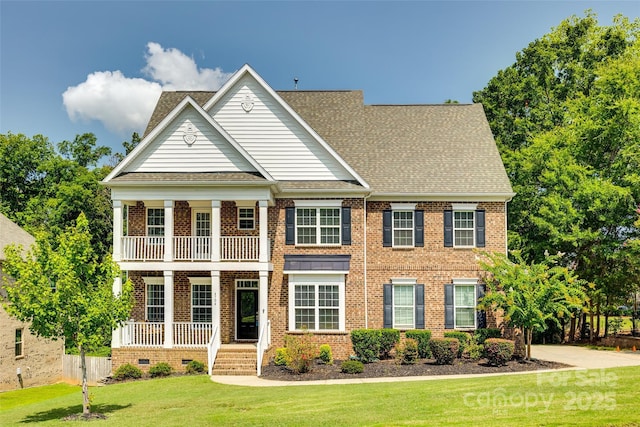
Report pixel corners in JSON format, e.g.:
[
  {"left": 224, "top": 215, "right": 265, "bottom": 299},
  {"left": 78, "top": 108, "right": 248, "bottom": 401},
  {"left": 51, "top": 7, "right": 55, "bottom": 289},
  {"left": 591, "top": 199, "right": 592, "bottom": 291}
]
[{"left": 260, "top": 358, "right": 569, "bottom": 382}]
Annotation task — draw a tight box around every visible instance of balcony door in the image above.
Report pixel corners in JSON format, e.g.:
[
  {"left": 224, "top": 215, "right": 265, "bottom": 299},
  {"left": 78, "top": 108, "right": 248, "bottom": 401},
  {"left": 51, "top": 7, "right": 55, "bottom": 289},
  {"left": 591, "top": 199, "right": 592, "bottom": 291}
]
[
  {"left": 236, "top": 280, "right": 258, "bottom": 340},
  {"left": 193, "top": 210, "right": 211, "bottom": 260}
]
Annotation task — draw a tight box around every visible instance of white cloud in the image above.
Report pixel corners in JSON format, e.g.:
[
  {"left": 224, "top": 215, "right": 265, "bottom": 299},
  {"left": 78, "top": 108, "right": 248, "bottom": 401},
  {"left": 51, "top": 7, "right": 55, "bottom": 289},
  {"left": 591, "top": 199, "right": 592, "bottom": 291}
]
[{"left": 62, "top": 43, "right": 234, "bottom": 136}]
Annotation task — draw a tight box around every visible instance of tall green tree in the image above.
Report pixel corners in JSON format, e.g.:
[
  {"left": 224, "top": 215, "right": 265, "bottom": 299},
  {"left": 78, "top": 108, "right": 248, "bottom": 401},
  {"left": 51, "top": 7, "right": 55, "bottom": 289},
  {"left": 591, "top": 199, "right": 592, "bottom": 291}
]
[
  {"left": 479, "top": 251, "right": 586, "bottom": 359},
  {"left": 2, "top": 214, "right": 133, "bottom": 416}
]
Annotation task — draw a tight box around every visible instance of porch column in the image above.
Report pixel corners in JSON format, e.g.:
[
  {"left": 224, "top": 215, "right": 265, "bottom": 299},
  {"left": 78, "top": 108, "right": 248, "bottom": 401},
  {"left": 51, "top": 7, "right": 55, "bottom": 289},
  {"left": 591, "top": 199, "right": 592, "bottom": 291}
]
[
  {"left": 164, "top": 200, "right": 173, "bottom": 262},
  {"left": 164, "top": 271, "right": 174, "bottom": 348},
  {"left": 258, "top": 200, "right": 268, "bottom": 263},
  {"left": 211, "top": 200, "right": 221, "bottom": 262},
  {"left": 111, "top": 275, "right": 123, "bottom": 348},
  {"left": 113, "top": 200, "right": 122, "bottom": 262},
  {"left": 259, "top": 270, "right": 268, "bottom": 339},
  {"left": 211, "top": 271, "right": 220, "bottom": 336}
]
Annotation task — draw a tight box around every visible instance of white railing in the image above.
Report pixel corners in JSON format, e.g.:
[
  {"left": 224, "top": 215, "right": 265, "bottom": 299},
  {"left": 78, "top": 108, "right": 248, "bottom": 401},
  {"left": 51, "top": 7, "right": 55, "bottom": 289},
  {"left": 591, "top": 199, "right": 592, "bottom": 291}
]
[
  {"left": 121, "top": 322, "right": 165, "bottom": 347},
  {"left": 173, "top": 237, "right": 211, "bottom": 260},
  {"left": 207, "top": 325, "right": 220, "bottom": 376},
  {"left": 221, "top": 236, "right": 260, "bottom": 261},
  {"left": 122, "top": 236, "right": 165, "bottom": 261},
  {"left": 173, "top": 322, "right": 213, "bottom": 347},
  {"left": 256, "top": 320, "right": 271, "bottom": 376}
]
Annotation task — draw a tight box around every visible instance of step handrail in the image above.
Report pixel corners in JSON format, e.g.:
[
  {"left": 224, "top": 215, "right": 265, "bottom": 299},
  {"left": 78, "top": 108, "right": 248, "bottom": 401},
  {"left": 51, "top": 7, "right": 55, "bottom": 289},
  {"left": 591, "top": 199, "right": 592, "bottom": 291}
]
[{"left": 207, "top": 325, "right": 220, "bottom": 376}]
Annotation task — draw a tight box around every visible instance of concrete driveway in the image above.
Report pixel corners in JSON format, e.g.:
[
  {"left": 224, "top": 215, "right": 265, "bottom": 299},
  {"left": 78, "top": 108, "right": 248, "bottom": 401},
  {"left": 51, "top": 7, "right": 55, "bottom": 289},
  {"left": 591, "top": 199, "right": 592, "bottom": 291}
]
[{"left": 531, "top": 344, "right": 640, "bottom": 369}]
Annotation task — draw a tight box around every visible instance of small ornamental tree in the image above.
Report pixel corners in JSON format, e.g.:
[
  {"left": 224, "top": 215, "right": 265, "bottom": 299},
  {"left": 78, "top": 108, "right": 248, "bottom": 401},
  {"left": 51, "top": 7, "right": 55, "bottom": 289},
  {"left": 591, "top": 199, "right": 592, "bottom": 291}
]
[
  {"left": 2, "top": 213, "right": 133, "bottom": 417},
  {"left": 478, "top": 251, "right": 586, "bottom": 360}
]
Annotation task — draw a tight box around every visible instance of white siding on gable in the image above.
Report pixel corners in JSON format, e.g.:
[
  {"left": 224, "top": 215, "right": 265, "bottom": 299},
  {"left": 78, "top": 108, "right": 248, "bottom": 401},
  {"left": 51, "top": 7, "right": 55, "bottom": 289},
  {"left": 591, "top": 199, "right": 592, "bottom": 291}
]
[
  {"left": 125, "top": 107, "right": 256, "bottom": 173},
  {"left": 209, "top": 75, "right": 353, "bottom": 181}
]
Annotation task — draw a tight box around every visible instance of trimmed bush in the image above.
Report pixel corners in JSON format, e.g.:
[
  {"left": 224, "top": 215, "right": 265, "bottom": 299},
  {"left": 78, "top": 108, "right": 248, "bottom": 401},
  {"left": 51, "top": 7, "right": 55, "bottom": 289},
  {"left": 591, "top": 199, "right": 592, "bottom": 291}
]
[
  {"left": 113, "top": 363, "right": 142, "bottom": 380},
  {"left": 318, "top": 344, "right": 333, "bottom": 365},
  {"left": 274, "top": 347, "right": 288, "bottom": 366},
  {"left": 484, "top": 338, "right": 515, "bottom": 366},
  {"left": 149, "top": 362, "right": 173, "bottom": 378},
  {"left": 444, "top": 331, "right": 471, "bottom": 358},
  {"left": 185, "top": 360, "right": 205, "bottom": 374},
  {"left": 405, "top": 330, "right": 432, "bottom": 358},
  {"left": 379, "top": 329, "right": 401, "bottom": 359},
  {"left": 430, "top": 338, "right": 459, "bottom": 365},
  {"left": 340, "top": 360, "right": 364, "bottom": 374},
  {"left": 395, "top": 338, "right": 419, "bottom": 365},
  {"left": 350, "top": 329, "right": 381, "bottom": 363},
  {"left": 465, "top": 342, "right": 484, "bottom": 361},
  {"left": 284, "top": 334, "right": 318, "bottom": 374},
  {"left": 474, "top": 328, "right": 502, "bottom": 344}
]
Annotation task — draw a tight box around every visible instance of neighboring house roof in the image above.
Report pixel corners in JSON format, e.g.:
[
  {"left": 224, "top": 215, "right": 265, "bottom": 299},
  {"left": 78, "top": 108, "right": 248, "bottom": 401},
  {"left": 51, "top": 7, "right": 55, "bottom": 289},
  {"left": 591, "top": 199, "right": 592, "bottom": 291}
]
[
  {"left": 0, "top": 213, "right": 35, "bottom": 262},
  {"left": 108, "top": 65, "right": 513, "bottom": 199}
]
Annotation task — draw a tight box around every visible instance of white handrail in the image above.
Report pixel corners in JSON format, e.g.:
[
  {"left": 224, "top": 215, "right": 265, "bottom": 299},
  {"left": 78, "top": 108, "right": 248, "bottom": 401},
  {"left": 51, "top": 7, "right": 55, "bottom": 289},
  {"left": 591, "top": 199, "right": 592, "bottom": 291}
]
[
  {"left": 207, "top": 325, "right": 220, "bottom": 376},
  {"left": 256, "top": 319, "right": 271, "bottom": 376}
]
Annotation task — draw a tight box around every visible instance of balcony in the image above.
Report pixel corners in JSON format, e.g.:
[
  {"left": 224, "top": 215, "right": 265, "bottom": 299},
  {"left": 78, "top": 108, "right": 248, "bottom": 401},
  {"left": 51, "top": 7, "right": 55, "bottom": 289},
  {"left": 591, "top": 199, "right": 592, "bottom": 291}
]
[
  {"left": 119, "top": 322, "right": 213, "bottom": 348},
  {"left": 121, "top": 236, "right": 267, "bottom": 262}
]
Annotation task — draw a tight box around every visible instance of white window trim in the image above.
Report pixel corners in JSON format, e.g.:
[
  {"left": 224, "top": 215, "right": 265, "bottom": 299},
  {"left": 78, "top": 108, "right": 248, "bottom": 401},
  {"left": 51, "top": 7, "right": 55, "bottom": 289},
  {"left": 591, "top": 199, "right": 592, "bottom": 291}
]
[
  {"left": 294, "top": 207, "right": 341, "bottom": 246},
  {"left": 143, "top": 277, "right": 164, "bottom": 322},
  {"left": 190, "top": 281, "right": 212, "bottom": 323},
  {"left": 15, "top": 328, "right": 24, "bottom": 358},
  {"left": 146, "top": 207, "right": 165, "bottom": 237},
  {"left": 288, "top": 274, "right": 345, "bottom": 332},
  {"left": 391, "top": 204, "right": 416, "bottom": 248},
  {"left": 295, "top": 199, "right": 343, "bottom": 207},
  {"left": 192, "top": 209, "right": 211, "bottom": 236},
  {"left": 453, "top": 210, "right": 475, "bottom": 248},
  {"left": 453, "top": 279, "right": 478, "bottom": 329},
  {"left": 237, "top": 207, "right": 255, "bottom": 230},
  {"left": 236, "top": 279, "right": 259, "bottom": 289},
  {"left": 391, "top": 277, "right": 417, "bottom": 329}
]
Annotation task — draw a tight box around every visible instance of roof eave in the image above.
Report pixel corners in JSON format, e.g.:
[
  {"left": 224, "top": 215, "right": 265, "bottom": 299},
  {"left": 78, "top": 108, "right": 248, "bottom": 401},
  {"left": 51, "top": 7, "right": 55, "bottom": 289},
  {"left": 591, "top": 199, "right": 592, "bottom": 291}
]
[{"left": 367, "top": 192, "right": 516, "bottom": 202}]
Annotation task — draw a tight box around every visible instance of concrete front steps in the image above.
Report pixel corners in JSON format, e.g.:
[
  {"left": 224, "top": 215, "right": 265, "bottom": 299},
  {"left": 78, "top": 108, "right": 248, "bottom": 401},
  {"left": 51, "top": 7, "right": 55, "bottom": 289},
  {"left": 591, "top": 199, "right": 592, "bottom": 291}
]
[{"left": 212, "top": 344, "right": 257, "bottom": 376}]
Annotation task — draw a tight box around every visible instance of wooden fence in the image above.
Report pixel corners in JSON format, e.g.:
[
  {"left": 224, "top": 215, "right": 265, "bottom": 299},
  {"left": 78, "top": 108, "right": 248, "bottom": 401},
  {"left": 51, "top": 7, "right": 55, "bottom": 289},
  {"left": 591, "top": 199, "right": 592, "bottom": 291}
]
[{"left": 62, "top": 354, "right": 112, "bottom": 385}]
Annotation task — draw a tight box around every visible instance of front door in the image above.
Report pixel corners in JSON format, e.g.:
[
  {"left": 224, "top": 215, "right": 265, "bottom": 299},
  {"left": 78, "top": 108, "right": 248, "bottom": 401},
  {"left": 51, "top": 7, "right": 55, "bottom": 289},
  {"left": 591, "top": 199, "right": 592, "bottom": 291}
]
[{"left": 236, "top": 289, "right": 258, "bottom": 340}]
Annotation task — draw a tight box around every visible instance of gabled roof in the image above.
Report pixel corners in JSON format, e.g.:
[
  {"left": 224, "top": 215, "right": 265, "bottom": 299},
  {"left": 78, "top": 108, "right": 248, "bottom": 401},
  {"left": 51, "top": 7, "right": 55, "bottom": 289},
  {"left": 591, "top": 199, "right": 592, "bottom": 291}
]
[{"left": 0, "top": 213, "right": 35, "bottom": 261}]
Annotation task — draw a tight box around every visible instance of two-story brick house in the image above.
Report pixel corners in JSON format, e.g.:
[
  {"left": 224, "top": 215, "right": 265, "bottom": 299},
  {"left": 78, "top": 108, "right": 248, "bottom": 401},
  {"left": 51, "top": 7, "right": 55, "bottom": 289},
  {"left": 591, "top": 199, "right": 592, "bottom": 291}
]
[{"left": 103, "top": 65, "right": 514, "bottom": 375}]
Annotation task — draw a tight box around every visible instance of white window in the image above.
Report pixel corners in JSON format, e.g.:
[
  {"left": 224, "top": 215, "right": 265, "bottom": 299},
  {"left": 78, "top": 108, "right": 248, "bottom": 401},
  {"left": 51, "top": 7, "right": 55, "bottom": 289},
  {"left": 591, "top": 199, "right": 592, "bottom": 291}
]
[
  {"left": 147, "top": 208, "right": 165, "bottom": 237},
  {"left": 454, "top": 285, "right": 476, "bottom": 329},
  {"left": 454, "top": 211, "right": 475, "bottom": 247},
  {"left": 191, "top": 284, "right": 212, "bottom": 323},
  {"left": 393, "top": 211, "right": 414, "bottom": 247},
  {"left": 288, "top": 274, "right": 345, "bottom": 331},
  {"left": 393, "top": 285, "right": 415, "bottom": 329},
  {"left": 146, "top": 281, "right": 165, "bottom": 322},
  {"left": 238, "top": 208, "right": 255, "bottom": 230},
  {"left": 296, "top": 208, "right": 340, "bottom": 245}
]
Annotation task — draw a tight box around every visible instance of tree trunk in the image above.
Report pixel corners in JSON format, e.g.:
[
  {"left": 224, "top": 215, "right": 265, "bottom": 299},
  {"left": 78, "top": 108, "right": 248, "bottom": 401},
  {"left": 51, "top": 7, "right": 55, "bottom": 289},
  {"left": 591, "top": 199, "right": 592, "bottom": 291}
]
[
  {"left": 569, "top": 316, "right": 576, "bottom": 342},
  {"left": 81, "top": 347, "right": 90, "bottom": 415},
  {"left": 525, "top": 328, "right": 532, "bottom": 360}
]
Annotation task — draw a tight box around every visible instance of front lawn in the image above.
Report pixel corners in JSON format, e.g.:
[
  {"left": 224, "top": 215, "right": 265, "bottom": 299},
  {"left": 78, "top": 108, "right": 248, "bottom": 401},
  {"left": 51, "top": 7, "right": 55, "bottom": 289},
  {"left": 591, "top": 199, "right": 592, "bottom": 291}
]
[{"left": 2, "top": 367, "right": 639, "bottom": 426}]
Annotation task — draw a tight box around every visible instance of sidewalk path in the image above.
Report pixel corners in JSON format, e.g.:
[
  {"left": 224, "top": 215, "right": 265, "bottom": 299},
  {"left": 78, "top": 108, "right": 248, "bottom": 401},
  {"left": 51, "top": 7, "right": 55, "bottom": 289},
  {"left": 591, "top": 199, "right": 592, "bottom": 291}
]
[{"left": 211, "top": 344, "right": 640, "bottom": 387}]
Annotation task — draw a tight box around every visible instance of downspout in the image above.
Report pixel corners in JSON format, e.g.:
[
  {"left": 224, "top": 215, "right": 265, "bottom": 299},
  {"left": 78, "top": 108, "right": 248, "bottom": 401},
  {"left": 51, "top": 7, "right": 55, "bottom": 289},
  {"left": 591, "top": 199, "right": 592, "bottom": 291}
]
[{"left": 363, "top": 193, "right": 371, "bottom": 328}]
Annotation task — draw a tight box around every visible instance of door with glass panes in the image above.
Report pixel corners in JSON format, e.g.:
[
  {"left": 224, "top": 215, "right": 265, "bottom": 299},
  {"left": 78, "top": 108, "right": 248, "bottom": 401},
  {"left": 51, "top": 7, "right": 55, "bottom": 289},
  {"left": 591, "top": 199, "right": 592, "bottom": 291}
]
[{"left": 193, "top": 210, "right": 211, "bottom": 260}]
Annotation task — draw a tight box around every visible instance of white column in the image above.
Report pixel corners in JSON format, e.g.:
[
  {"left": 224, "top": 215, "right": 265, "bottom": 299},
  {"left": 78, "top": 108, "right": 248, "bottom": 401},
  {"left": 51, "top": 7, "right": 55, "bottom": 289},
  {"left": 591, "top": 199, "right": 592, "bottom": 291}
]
[
  {"left": 113, "top": 200, "right": 122, "bottom": 262},
  {"left": 259, "top": 270, "right": 268, "bottom": 338},
  {"left": 258, "top": 201, "right": 268, "bottom": 263},
  {"left": 164, "top": 200, "right": 173, "bottom": 262},
  {"left": 111, "top": 276, "right": 123, "bottom": 348},
  {"left": 163, "top": 271, "right": 174, "bottom": 348},
  {"left": 211, "top": 271, "right": 221, "bottom": 334},
  {"left": 211, "top": 201, "right": 221, "bottom": 262}
]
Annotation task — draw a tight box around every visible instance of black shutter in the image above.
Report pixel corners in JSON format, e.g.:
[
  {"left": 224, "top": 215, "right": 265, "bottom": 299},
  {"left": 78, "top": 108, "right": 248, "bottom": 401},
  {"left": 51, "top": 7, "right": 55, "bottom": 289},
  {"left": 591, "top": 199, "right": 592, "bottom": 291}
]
[
  {"left": 475, "top": 210, "right": 486, "bottom": 248},
  {"left": 415, "top": 284, "right": 425, "bottom": 329},
  {"left": 383, "top": 284, "right": 393, "bottom": 328},
  {"left": 444, "top": 210, "right": 453, "bottom": 247},
  {"left": 444, "top": 284, "right": 454, "bottom": 329},
  {"left": 341, "top": 206, "right": 351, "bottom": 245},
  {"left": 285, "top": 207, "right": 295, "bottom": 245},
  {"left": 476, "top": 283, "right": 487, "bottom": 329},
  {"left": 414, "top": 210, "right": 424, "bottom": 247},
  {"left": 383, "top": 210, "right": 392, "bottom": 247}
]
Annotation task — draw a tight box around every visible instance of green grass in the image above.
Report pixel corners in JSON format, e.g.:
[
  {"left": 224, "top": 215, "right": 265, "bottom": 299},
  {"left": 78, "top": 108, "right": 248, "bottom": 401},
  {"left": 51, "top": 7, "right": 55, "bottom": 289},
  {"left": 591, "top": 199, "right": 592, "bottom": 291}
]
[{"left": 2, "top": 368, "right": 640, "bottom": 426}]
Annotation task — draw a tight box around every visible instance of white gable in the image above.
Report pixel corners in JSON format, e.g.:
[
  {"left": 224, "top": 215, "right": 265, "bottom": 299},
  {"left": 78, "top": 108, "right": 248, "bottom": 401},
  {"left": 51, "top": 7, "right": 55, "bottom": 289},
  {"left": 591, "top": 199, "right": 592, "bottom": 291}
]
[
  {"left": 207, "top": 74, "right": 355, "bottom": 181},
  {"left": 123, "top": 106, "right": 257, "bottom": 174}
]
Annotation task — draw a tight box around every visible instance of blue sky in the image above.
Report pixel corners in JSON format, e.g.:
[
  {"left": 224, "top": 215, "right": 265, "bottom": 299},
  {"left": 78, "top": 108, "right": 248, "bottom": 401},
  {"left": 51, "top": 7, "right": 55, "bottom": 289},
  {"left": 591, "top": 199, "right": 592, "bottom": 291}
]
[{"left": 1, "top": 1, "right": 638, "bottom": 156}]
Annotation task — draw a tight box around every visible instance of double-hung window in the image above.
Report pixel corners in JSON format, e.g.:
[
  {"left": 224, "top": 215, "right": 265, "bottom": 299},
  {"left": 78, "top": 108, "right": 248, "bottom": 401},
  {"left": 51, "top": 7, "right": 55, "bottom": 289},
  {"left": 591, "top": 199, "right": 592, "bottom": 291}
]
[
  {"left": 393, "top": 285, "right": 415, "bottom": 329},
  {"left": 147, "top": 208, "right": 165, "bottom": 237},
  {"left": 383, "top": 278, "right": 425, "bottom": 329},
  {"left": 454, "top": 211, "right": 475, "bottom": 247},
  {"left": 293, "top": 201, "right": 341, "bottom": 246},
  {"left": 15, "top": 329, "right": 23, "bottom": 357},
  {"left": 444, "top": 203, "right": 485, "bottom": 248},
  {"left": 454, "top": 285, "right": 476, "bottom": 329},
  {"left": 191, "top": 279, "right": 212, "bottom": 323},
  {"left": 288, "top": 274, "right": 345, "bottom": 331},
  {"left": 393, "top": 211, "right": 414, "bottom": 247},
  {"left": 238, "top": 207, "right": 255, "bottom": 230},
  {"left": 145, "top": 278, "right": 165, "bottom": 322},
  {"left": 383, "top": 204, "right": 424, "bottom": 248}
]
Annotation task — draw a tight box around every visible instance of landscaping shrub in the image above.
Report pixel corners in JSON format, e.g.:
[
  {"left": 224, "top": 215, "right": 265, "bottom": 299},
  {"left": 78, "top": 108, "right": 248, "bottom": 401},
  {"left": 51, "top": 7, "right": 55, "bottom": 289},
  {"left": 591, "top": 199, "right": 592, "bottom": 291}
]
[
  {"left": 350, "top": 329, "right": 381, "bottom": 363},
  {"left": 149, "top": 362, "right": 173, "bottom": 377},
  {"left": 484, "top": 338, "right": 515, "bottom": 366},
  {"left": 465, "top": 342, "right": 484, "bottom": 361},
  {"left": 340, "top": 360, "right": 364, "bottom": 374},
  {"left": 379, "top": 329, "right": 401, "bottom": 359},
  {"left": 185, "top": 360, "right": 205, "bottom": 374},
  {"left": 430, "top": 338, "right": 459, "bottom": 365},
  {"left": 395, "top": 338, "right": 419, "bottom": 365},
  {"left": 284, "top": 334, "right": 318, "bottom": 374},
  {"left": 444, "top": 331, "right": 471, "bottom": 357},
  {"left": 113, "top": 363, "right": 142, "bottom": 380},
  {"left": 405, "top": 330, "right": 432, "bottom": 358},
  {"left": 474, "top": 328, "right": 502, "bottom": 344},
  {"left": 274, "top": 347, "right": 288, "bottom": 366},
  {"left": 318, "top": 344, "right": 333, "bottom": 365}
]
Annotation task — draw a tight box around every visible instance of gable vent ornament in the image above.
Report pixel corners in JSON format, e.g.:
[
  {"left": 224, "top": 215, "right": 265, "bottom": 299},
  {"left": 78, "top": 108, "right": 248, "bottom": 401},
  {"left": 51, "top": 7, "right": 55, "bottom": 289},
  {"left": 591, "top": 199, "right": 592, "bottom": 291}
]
[
  {"left": 241, "top": 94, "right": 254, "bottom": 112},
  {"left": 183, "top": 124, "right": 197, "bottom": 146}
]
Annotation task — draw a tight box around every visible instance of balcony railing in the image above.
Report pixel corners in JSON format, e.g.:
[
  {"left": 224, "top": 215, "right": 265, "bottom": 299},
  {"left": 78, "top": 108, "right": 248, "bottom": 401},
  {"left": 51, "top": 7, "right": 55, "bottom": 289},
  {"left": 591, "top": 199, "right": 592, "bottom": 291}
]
[
  {"left": 121, "top": 236, "right": 267, "bottom": 262},
  {"left": 119, "top": 322, "right": 213, "bottom": 348}
]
